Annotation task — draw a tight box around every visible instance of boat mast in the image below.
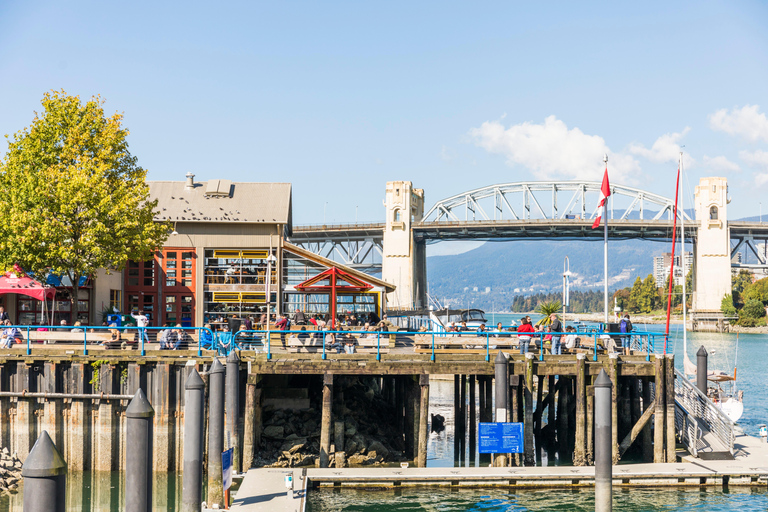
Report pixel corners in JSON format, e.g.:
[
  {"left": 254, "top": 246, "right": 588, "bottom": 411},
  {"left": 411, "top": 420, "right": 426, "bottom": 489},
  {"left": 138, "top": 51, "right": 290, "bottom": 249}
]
[
  {"left": 681, "top": 152, "right": 687, "bottom": 359},
  {"left": 664, "top": 163, "right": 681, "bottom": 353}
]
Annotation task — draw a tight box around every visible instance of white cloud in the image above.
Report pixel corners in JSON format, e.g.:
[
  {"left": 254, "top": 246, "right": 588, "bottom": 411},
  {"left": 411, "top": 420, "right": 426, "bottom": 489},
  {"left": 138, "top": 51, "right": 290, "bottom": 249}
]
[
  {"left": 702, "top": 155, "right": 740, "bottom": 173},
  {"left": 738, "top": 150, "right": 768, "bottom": 186},
  {"left": 469, "top": 115, "right": 641, "bottom": 182},
  {"left": 628, "top": 128, "right": 691, "bottom": 163},
  {"left": 709, "top": 105, "right": 768, "bottom": 143}
]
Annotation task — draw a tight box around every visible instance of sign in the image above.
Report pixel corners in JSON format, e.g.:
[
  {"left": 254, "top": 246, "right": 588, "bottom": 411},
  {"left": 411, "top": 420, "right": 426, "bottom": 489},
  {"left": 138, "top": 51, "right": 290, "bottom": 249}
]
[
  {"left": 222, "top": 448, "right": 233, "bottom": 491},
  {"left": 478, "top": 422, "right": 523, "bottom": 454}
]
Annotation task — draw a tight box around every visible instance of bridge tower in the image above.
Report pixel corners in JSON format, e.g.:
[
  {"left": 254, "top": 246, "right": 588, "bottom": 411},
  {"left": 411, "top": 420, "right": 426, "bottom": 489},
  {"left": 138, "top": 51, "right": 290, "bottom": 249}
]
[
  {"left": 693, "top": 177, "right": 731, "bottom": 313},
  {"left": 382, "top": 181, "right": 427, "bottom": 310}
]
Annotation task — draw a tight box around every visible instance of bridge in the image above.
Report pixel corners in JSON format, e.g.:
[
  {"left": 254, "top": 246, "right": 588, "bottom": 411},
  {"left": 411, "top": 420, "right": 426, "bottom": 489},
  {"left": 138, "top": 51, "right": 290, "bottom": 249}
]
[{"left": 289, "top": 178, "right": 768, "bottom": 316}]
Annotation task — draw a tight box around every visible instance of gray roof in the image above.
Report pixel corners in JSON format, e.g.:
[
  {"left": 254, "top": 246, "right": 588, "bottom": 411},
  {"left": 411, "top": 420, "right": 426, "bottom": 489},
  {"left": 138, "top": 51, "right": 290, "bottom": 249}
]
[{"left": 149, "top": 181, "right": 292, "bottom": 226}]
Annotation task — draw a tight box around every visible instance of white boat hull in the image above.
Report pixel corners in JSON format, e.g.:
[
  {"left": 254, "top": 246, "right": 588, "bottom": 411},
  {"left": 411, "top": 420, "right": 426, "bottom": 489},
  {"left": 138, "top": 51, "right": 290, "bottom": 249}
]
[{"left": 719, "top": 398, "right": 744, "bottom": 423}]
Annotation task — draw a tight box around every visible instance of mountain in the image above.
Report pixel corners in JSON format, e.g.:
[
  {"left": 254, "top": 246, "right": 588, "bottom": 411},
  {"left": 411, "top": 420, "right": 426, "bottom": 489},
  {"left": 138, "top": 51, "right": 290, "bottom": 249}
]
[{"left": 427, "top": 239, "right": 665, "bottom": 310}]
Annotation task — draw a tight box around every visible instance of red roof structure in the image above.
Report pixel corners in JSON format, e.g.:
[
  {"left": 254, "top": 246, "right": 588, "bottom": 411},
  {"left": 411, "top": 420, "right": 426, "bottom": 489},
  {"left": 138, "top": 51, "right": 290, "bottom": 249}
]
[{"left": 295, "top": 267, "right": 373, "bottom": 328}]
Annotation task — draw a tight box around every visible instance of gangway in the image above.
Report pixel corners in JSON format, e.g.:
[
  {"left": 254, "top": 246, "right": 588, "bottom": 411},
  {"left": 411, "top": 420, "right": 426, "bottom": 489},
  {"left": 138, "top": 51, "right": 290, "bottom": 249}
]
[{"left": 674, "top": 368, "right": 735, "bottom": 459}]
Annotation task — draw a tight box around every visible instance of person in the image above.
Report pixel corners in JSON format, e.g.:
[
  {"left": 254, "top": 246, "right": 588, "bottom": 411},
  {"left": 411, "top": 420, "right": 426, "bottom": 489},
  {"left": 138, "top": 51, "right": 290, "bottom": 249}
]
[
  {"left": 494, "top": 322, "right": 504, "bottom": 338},
  {"left": 275, "top": 314, "right": 289, "bottom": 348},
  {"left": 0, "top": 320, "right": 21, "bottom": 348},
  {"left": 216, "top": 324, "right": 233, "bottom": 355},
  {"left": 476, "top": 323, "right": 486, "bottom": 333},
  {"left": 549, "top": 313, "right": 563, "bottom": 355},
  {"left": 70, "top": 321, "right": 84, "bottom": 333},
  {"left": 200, "top": 323, "right": 214, "bottom": 350},
  {"left": 158, "top": 323, "right": 177, "bottom": 350},
  {"left": 563, "top": 326, "right": 579, "bottom": 352},
  {"left": 619, "top": 314, "right": 633, "bottom": 355},
  {"left": 325, "top": 332, "right": 344, "bottom": 354},
  {"left": 172, "top": 324, "right": 186, "bottom": 350},
  {"left": 131, "top": 309, "right": 150, "bottom": 345},
  {"left": 376, "top": 314, "right": 394, "bottom": 332},
  {"left": 344, "top": 333, "right": 356, "bottom": 354},
  {"left": 107, "top": 323, "right": 120, "bottom": 348},
  {"left": 0, "top": 306, "right": 9, "bottom": 323},
  {"left": 59, "top": 319, "right": 68, "bottom": 331},
  {"left": 516, "top": 317, "right": 534, "bottom": 354},
  {"left": 295, "top": 310, "right": 307, "bottom": 326}
]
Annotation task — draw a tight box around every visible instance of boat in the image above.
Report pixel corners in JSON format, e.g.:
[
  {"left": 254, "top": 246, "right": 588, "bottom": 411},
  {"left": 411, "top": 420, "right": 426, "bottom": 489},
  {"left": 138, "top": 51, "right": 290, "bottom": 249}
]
[
  {"left": 675, "top": 154, "right": 743, "bottom": 422},
  {"left": 386, "top": 306, "right": 489, "bottom": 332}
]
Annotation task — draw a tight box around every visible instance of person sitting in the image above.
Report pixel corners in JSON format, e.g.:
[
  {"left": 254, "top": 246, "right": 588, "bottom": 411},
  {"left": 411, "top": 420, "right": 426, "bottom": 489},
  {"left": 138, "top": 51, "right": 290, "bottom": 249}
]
[
  {"left": 158, "top": 323, "right": 178, "bottom": 350},
  {"left": 0, "top": 320, "right": 21, "bottom": 348},
  {"left": 172, "top": 324, "right": 187, "bottom": 350},
  {"left": 70, "top": 321, "right": 84, "bottom": 333},
  {"left": 200, "top": 323, "right": 214, "bottom": 350},
  {"left": 324, "top": 332, "right": 344, "bottom": 354},
  {"left": 563, "top": 326, "right": 580, "bottom": 352}
]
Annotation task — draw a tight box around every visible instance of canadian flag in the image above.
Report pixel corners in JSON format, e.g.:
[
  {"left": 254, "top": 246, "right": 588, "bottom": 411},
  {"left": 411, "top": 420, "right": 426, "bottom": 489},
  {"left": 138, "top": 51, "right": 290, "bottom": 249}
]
[{"left": 591, "top": 166, "right": 611, "bottom": 229}]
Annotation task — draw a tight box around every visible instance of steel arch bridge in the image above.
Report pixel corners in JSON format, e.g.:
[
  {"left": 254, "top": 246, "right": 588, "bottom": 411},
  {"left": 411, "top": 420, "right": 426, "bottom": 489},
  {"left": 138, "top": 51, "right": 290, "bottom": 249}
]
[{"left": 422, "top": 181, "right": 692, "bottom": 223}]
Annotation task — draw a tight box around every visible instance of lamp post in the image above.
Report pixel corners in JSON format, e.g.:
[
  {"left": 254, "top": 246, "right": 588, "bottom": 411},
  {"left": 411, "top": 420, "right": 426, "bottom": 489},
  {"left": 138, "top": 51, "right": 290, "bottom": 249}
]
[
  {"left": 562, "top": 256, "right": 571, "bottom": 326},
  {"left": 266, "top": 253, "right": 277, "bottom": 319}
]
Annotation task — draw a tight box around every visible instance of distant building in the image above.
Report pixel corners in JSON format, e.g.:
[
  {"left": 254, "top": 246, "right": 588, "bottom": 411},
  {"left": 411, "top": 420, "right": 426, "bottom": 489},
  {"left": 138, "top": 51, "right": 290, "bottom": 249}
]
[{"left": 653, "top": 252, "right": 693, "bottom": 287}]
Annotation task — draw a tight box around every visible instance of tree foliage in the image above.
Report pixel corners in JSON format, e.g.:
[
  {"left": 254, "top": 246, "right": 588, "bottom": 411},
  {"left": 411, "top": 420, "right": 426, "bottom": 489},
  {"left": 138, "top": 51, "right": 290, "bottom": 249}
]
[
  {"left": 720, "top": 294, "right": 737, "bottom": 317},
  {"left": 534, "top": 300, "right": 561, "bottom": 325},
  {"left": 0, "top": 91, "right": 169, "bottom": 307}
]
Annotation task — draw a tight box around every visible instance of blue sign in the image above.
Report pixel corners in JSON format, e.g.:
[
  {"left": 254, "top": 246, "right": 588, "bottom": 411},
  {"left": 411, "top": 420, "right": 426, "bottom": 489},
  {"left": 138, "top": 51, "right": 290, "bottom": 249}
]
[
  {"left": 222, "top": 448, "right": 233, "bottom": 491},
  {"left": 478, "top": 422, "right": 524, "bottom": 454}
]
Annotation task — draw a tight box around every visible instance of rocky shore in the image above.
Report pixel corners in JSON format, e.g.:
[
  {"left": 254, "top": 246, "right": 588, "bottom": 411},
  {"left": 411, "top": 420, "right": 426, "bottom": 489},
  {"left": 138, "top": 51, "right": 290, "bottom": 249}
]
[
  {"left": 255, "top": 377, "right": 406, "bottom": 468},
  {"left": 0, "top": 448, "right": 22, "bottom": 494}
]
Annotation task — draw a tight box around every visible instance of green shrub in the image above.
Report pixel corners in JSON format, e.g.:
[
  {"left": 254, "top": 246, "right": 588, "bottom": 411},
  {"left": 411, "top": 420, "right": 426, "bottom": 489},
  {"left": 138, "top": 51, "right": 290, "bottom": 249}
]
[
  {"left": 721, "top": 294, "right": 737, "bottom": 316},
  {"left": 741, "top": 299, "right": 766, "bottom": 319}
]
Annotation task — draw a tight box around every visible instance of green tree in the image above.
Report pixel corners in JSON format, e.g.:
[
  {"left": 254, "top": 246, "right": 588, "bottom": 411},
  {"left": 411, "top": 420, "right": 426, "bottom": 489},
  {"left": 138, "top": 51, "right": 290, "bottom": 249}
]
[
  {"left": 720, "top": 294, "right": 737, "bottom": 317},
  {"left": 0, "top": 91, "right": 169, "bottom": 310},
  {"left": 732, "top": 269, "right": 753, "bottom": 307},
  {"left": 636, "top": 274, "right": 658, "bottom": 313},
  {"left": 628, "top": 277, "right": 643, "bottom": 312}
]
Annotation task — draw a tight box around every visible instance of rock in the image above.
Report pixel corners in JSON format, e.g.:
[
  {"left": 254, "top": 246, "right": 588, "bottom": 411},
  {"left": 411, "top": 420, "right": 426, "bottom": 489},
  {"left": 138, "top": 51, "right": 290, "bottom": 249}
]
[
  {"left": 344, "top": 439, "right": 358, "bottom": 456},
  {"left": 347, "top": 454, "right": 368, "bottom": 465},
  {"left": 367, "top": 441, "right": 389, "bottom": 458},
  {"left": 289, "top": 441, "right": 306, "bottom": 454},
  {"left": 345, "top": 425, "right": 357, "bottom": 437},
  {"left": 263, "top": 425, "right": 285, "bottom": 439},
  {"left": 285, "top": 433, "right": 302, "bottom": 441}
]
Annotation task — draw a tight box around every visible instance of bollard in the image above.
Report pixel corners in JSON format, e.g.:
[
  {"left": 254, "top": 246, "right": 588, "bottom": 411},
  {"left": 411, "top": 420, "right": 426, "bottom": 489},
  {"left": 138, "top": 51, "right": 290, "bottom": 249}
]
[
  {"left": 696, "top": 346, "right": 708, "bottom": 394},
  {"left": 493, "top": 351, "right": 508, "bottom": 467},
  {"left": 125, "top": 389, "right": 154, "bottom": 512},
  {"left": 226, "top": 350, "right": 241, "bottom": 472},
  {"left": 208, "top": 358, "right": 226, "bottom": 507},
  {"left": 182, "top": 369, "right": 205, "bottom": 512},
  {"left": 594, "top": 369, "right": 613, "bottom": 512},
  {"left": 21, "top": 430, "right": 67, "bottom": 512}
]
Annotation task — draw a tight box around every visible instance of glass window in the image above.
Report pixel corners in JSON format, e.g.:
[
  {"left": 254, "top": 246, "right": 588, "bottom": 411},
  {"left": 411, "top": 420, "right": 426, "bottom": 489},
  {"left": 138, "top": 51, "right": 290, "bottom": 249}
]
[{"left": 710, "top": 206, "right": 718, "bottom": 220}]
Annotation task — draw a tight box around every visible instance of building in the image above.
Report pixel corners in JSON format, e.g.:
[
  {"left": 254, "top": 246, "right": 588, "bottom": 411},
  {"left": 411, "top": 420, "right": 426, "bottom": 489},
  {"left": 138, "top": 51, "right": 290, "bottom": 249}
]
[
  {"left": 85, "top": 173, "right": 394, "bottom": 328},
  {"left": 653, "top": 251, "right": 693, "bottom": 287}
]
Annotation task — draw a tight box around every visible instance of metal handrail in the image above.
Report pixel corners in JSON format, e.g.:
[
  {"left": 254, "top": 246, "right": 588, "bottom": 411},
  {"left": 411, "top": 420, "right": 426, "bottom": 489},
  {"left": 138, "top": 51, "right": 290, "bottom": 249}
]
[{"left": 673, "top": 368, "right": 735, "bottom": 456}]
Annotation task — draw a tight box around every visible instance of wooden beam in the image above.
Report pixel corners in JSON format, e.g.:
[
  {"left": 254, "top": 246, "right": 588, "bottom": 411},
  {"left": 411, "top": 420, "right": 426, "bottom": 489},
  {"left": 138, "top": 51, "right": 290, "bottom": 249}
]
[{"left": 618, "top": 401, "right": 655, "bottom": 457}]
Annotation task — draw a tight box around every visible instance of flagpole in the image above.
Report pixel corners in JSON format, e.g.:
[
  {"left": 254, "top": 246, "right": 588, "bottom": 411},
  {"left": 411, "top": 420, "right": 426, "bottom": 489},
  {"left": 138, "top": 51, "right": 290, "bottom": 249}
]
[{"left": 603, "top": 154, "right": 609, "bottom": 325}]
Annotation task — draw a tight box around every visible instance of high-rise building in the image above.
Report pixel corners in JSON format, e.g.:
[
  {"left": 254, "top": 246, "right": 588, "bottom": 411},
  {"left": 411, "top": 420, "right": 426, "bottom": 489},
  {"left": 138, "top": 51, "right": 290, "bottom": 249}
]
[{"left": 653, "top": 252, "right": 693, "bottom": 287}]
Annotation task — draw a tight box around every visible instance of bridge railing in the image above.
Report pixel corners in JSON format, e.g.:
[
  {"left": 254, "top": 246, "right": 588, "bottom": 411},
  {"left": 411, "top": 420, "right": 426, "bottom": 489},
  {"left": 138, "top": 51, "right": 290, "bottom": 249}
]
[{"left": 673, "top": 368, "right": 735, "bottom": 456}]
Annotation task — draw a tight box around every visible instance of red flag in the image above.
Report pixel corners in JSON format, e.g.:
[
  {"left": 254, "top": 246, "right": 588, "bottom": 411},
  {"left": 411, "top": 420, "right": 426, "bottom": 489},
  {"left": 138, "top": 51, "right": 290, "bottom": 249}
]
[{"left": 591, "top": 166, "right": 611, "bottom": 229}]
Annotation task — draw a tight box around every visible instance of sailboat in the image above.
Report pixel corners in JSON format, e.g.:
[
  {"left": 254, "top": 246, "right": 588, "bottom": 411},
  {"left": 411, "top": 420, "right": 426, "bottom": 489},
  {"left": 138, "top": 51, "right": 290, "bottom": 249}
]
[{"left": 677, "top": 154, "right": 744, "bottom": 422}]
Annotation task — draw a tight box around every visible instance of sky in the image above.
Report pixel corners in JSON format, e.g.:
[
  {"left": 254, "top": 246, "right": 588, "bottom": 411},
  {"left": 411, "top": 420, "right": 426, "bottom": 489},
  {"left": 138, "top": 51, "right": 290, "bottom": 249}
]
[{"left": 2, "top": 1, "right": 768, "bottom": 236}]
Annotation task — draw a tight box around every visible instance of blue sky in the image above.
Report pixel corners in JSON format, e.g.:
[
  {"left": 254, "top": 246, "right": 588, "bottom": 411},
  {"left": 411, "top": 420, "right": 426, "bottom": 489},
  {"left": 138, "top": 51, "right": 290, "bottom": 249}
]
[{"left": 2, "top": 1, "right": 768, "bottom": 229}]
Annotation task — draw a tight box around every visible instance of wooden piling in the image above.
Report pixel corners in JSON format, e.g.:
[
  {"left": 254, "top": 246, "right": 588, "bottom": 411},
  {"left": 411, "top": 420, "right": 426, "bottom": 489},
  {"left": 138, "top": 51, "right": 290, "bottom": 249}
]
[
  {"left": 547, "top": 375, "right": 556, "bottom": 429},
  {"left": 319, "top": 373, "right": 333, "bottom": 468},
  {"left": 557, "top": 376, "right": 568, "bottom": 459},
  {"left": 404, "top": 377, "right": 418, "bottom": 460},
  {"left": 654, "top": 355, "right": 665, "bottom": 463},
  {"left": 484, "top": 375, "right": 492, "bottom": 425},
  {"left": 509, "top": 374, "right": 520, "bottom": 467},
  {"left": 574, "top": 354, "right": 586, "bottom": 466},
  {"left": 586, "top": 378, "right": 594, "bottom": 465},
  {"left": 665, "top": 355, "right": 676, "bottom": 463},
  {"left": 453, "top": 375, "right": 460, "bottom": 463},
  {"left": 334, "top": 421, "right": 346, "bottom": 468},
  {"left": 534, "top": 376, "right": 544, "bottom": 442},
  {"left": 524, "top": 354, "right": 534, "bottom": 466},
  {"left": 242, "top": 378, "right": 260, "bottom": 472},
  {"left": 417, "top": 374, "right": 429, "bottom": 468},
  {"left": 460, "top": 374, "right": 467, "bottom": 463},
  {"left": 641, "top": 378, "right": 652, "bottom": 462}
]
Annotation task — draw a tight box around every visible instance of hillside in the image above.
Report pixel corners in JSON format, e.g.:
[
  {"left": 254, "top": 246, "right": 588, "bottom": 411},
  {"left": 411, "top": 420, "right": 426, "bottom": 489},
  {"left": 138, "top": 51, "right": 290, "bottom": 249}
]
[{"left": 426, "top": 239, "right": 664, "bottom": 310}]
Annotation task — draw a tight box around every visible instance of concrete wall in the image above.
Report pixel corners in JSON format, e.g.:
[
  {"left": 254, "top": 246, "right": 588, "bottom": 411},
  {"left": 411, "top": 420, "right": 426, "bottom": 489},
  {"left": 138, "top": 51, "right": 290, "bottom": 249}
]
[{"left": 693, "top": 177, "right": 731, "bottom": 312}]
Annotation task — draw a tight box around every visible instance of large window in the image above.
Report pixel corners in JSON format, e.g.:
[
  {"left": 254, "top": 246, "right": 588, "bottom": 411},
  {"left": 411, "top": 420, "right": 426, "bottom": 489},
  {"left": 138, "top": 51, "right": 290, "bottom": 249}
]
[
  {"left": 204, "top": 250, "right": 276, "bottom": 285},
  {"left": 16, "top": 290, "right": 89, "bottom": 326},
  {"left": 284, "top": 292, "right": 378, "bottom": 316}
]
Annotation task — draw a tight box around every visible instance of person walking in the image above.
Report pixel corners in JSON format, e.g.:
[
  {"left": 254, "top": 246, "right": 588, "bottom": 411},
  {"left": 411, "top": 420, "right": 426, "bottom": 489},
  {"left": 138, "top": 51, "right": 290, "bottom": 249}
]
[
  {"left": 275, "top": 314, "right": 289, "bottom": 348},
  {"left": 549, "top": 313, "right": 563, "bottom": 355},
  {"left": 131, "top": 309, "right": 150, "bottom": 345}
]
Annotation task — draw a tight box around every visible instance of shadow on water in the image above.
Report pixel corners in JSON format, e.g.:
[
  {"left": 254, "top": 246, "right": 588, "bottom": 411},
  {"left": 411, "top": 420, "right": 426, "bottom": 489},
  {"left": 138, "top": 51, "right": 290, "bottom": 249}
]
[{"left": 0, "top": 471, "right": 183, "bottom": 512}]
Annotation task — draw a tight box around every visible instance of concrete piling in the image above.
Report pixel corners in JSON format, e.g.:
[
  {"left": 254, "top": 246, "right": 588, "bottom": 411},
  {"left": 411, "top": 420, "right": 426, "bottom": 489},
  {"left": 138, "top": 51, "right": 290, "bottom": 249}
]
[
  {"left": 21, "top": 430, "right": 67, "bottom": 512},
  {"left": 417, "top": 374, "right": 429, "bottom": 468},
  {"left": 207, "top": 358, "right": 226, "bottom": 507},
  {"left": 524, "top": 353, "right": 534, "bottom": 466},
  {"left": 665, "top": 355, "right": 676, "bottom": 463},
  {"left": 696, "top": 346, "right": 708, "bottom": 394},
  {"left": 493, "top": 351, "right": 508, "bottom": 467},
  {"left": 468, "top": 374, "right": 476, "bottom": 463},
  {"left": 319, "top": 373, "right": 333, "bottom": 468},
  {"left": 653, "top": 355, "right": 665, "bottom": 463},
  {"left": 226, "top": 350, "right": 241, "bottom": 473},
  {"left": 594, "top": 369, "right": 613, "bottom": 512},
  {"left": 125, "top": 389, "right": 154, "bottom": 512},
  {"left": 574, "top": 354, "right": 586, "bottom": 465},
  {"left": 181, "top": 369, "right": 205, "bottom": 512}
]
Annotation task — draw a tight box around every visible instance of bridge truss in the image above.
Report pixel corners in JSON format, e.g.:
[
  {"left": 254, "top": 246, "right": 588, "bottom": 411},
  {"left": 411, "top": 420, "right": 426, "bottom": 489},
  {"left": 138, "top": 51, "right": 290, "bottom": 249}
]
[{"left": 422, "top": 181, "right": 692, "bottom": 223}]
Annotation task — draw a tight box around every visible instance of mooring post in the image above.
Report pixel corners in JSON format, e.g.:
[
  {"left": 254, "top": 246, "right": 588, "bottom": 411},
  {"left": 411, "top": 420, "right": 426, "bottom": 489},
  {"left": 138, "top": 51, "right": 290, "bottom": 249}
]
[
  {"left": 665, "top": 355, "right": 676, "bottom": 463},
  {"left": 574, "top": 353, "right": 586, "bottom": 466},
  {"left": 641, "top": 378, "right": 652, "bottom": 462},
  {"left": 493, "top": 351, "right": 508, "bottom": 467},
  {"left": 460, "top": 374, "right": 467, "bottom": 463},
  {"left": 453, "top": 374, "right": 460, "bottom": 464},
  {"left": 595, "top": 369, "right": 613, "bottom": 512},
  {"left": 319, "top": 373, "right": 334, "bottom": 468},
  {"left": 207, "top": 358, "right": 226, "bottom": 507},
  {"left": 417, "top": 374, "right": 430, "bottom": 468},
  {"left": 243, "top": 381, "right": 258, "bottom": 472},
  {"left": 468, "top": 374, "right": 476, "bottom": 463},
  {"left": 226, "top": 350, "right": 241, "bottom": 473},
  {"left": 181, "top": 369, "right": 205, "bottom": 512},
  {"left": 586, "top": 376, "right": 594, "bottom": 465},
  {"left": 653, "top": 355, "right": 665, "bottom": 463},
  {"left": 125, "top": 389, "right": 154, "bottom": 512},
  {"left": 509, "top": 374, "right": 520, "bottom": 466},
  {"left": 524, "top": 352, "right": 535, "bottom": 466},
  {"left": 696, "top": 346, "right": 708, "bottom": 394},
  {"left": 608, "top": 352, "right": 619, "bottom": 463},
  {"left": 21, "top": 430, "right": 67, "bottom": 512}
]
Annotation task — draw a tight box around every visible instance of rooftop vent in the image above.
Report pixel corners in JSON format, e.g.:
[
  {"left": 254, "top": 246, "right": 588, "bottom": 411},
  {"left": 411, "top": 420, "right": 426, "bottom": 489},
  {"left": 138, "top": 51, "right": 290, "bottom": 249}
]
[
  {"left": 205, "top": 179, "right": 233, "bottom": 197},
  {"left": 185, "top": 172, "right": 195, "bottom": 189}
]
